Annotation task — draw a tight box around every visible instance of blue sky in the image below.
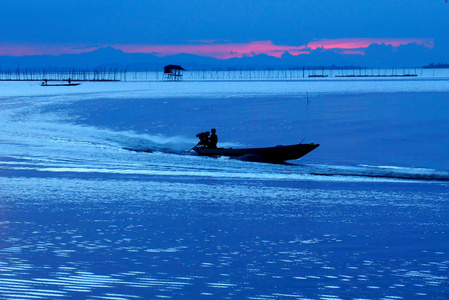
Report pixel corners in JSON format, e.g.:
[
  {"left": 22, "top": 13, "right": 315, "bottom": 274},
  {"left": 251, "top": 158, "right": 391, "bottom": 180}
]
[{"left": 0, "top": 0, "right": 448, "bottom": 61}]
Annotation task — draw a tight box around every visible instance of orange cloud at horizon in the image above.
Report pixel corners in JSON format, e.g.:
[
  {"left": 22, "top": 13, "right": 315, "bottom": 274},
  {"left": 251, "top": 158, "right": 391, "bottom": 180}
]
[{"left": 0, "top": 38, "right": 433, "bottom": 59}]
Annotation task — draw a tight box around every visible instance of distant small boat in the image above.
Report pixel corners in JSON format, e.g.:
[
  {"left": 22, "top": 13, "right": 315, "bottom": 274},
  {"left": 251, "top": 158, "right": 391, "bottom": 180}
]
[
  {"left": 335, "top": 74, "right": 417, "bottom": 78},
  {"left": 308, "top": 75, "right": 329, "bottom": 78},
  {"left": 41, "top": 81, "right": 81, "bottom": 86},
  {"left": 193, "top": 143, "right": 319, "bottom": 162}
]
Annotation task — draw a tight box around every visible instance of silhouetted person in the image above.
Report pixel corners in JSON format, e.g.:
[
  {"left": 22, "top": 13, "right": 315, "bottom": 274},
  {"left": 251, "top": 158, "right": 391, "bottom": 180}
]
[
  {"left": 208, "top": 128, "right": 217, "bottom": 149},
  {"left": 196, "top": 131, "right": 210, "bottom": 147},
  {"left": 68, "top": 78, "right": 71, "bottom": 84}
]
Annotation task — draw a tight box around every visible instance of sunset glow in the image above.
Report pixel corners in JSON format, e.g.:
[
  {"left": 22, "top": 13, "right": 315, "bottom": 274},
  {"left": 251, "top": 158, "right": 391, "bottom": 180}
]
[
  {"left": 306, "top": 38, "right": 434, "bottom": 50},
  {"left": 112, "top": 38, "right": 434, "bottom": 59},
  {"left": 114, "top": 41, "right": 307, "bottom": 59},
  {"left": 0, "top": 38, "right": 433, "bottom": 59}
]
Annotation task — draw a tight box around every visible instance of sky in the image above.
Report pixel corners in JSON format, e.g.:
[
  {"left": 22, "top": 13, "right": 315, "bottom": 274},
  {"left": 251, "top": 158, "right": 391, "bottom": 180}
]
[{"left": 0, "top": 0, "right": 448, "bottom": 63}]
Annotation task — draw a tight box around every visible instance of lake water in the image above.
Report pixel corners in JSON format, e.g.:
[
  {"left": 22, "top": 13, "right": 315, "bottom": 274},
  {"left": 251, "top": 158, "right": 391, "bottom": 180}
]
[{"left": 1, "top": 75, "right": 448, "bottom": 299}]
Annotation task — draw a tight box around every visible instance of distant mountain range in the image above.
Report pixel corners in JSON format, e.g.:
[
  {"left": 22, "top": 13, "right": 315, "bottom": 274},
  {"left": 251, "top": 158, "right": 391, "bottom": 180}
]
[
  {"left": 0, "top": 45, "right": 444, "bottom": 71},
  {"left": 0, "top": 47, "right": 332, "bottom": 71},
  {"left": 423, "top": 63, "right": 449, "bottom": 69}
]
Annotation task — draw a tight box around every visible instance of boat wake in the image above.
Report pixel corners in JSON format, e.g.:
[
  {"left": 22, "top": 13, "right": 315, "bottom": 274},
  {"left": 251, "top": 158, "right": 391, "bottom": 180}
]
[
  {"left": 120, "top": 146, "right": 449, "bottom": 183},
  {"left": 1, "top": 98, "right": 447, "bottom": 185},
  {"left": 124, "top": 146, "right": 188, "bottom": 155},
  {"left": 307, "top": 164, "right": 449, "bottom": 183}
]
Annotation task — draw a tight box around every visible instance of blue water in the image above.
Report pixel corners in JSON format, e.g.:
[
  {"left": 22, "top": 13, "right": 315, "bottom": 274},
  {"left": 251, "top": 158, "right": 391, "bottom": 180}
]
[{"left": 0, "top": 79, "right": 448, "bottom": 299}]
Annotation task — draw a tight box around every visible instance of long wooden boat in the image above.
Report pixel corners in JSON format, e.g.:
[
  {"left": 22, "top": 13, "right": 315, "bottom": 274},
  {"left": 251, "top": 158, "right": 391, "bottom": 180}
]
[
  {"left": 41, "top": 82, "right": 81, "bottom": 86},
  {"left": 193, "top": 143, "right": 319, "bottom": 162}
]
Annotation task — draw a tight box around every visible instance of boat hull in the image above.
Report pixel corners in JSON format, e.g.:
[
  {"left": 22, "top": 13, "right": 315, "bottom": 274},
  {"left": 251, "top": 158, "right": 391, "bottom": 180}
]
[
  {"left": 41, "top": 83, "right": 81, "bottom": 86},
  {"left": 193, "top": 143, "right": 319, "bottom": 162}
]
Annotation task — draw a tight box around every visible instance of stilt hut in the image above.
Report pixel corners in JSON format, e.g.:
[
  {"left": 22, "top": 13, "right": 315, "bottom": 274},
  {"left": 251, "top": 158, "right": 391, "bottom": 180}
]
[{"left": 163, "top": 65, "right": 185, "bottom": 80}]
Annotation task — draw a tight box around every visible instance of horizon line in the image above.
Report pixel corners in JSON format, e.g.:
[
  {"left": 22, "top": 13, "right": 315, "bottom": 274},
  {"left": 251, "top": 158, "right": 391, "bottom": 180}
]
[{"left": 0, "top": 38, "right": 433, "bottom": 59}]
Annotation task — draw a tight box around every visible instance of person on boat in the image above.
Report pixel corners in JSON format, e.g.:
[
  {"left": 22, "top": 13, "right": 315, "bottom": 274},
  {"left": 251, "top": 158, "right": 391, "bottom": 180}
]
[
  {"left": 68, "top": 78, "right": 71, "bottom": 84},
  {"left": 208, "top": 128, "right": 217, "bottom": 149},
  {"left": 196, "top": 131, "right": 210, "bottom": 147}
]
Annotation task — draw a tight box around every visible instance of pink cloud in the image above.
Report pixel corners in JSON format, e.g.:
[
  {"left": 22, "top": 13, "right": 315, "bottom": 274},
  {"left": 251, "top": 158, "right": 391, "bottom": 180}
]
[
  {"left": 307, "top": 38, "right": 433, "bottom": 50},
  {"left": 113, "top": 38, "right": 433, "bottom": 59},
  {"left": 114, "top": 41, "right": 308, "bottom": 59},
  {"left": 0, "top": 38, "right": 434, "bottom": 59}
]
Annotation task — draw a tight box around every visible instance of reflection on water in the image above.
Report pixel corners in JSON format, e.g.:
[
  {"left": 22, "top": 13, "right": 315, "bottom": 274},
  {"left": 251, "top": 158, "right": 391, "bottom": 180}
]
[
  {"left": 0, "top": 177, "right": 448, "bottom": 299},
  {"left": 1, "top": 82, "right": 449, "bottom": 299}
]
